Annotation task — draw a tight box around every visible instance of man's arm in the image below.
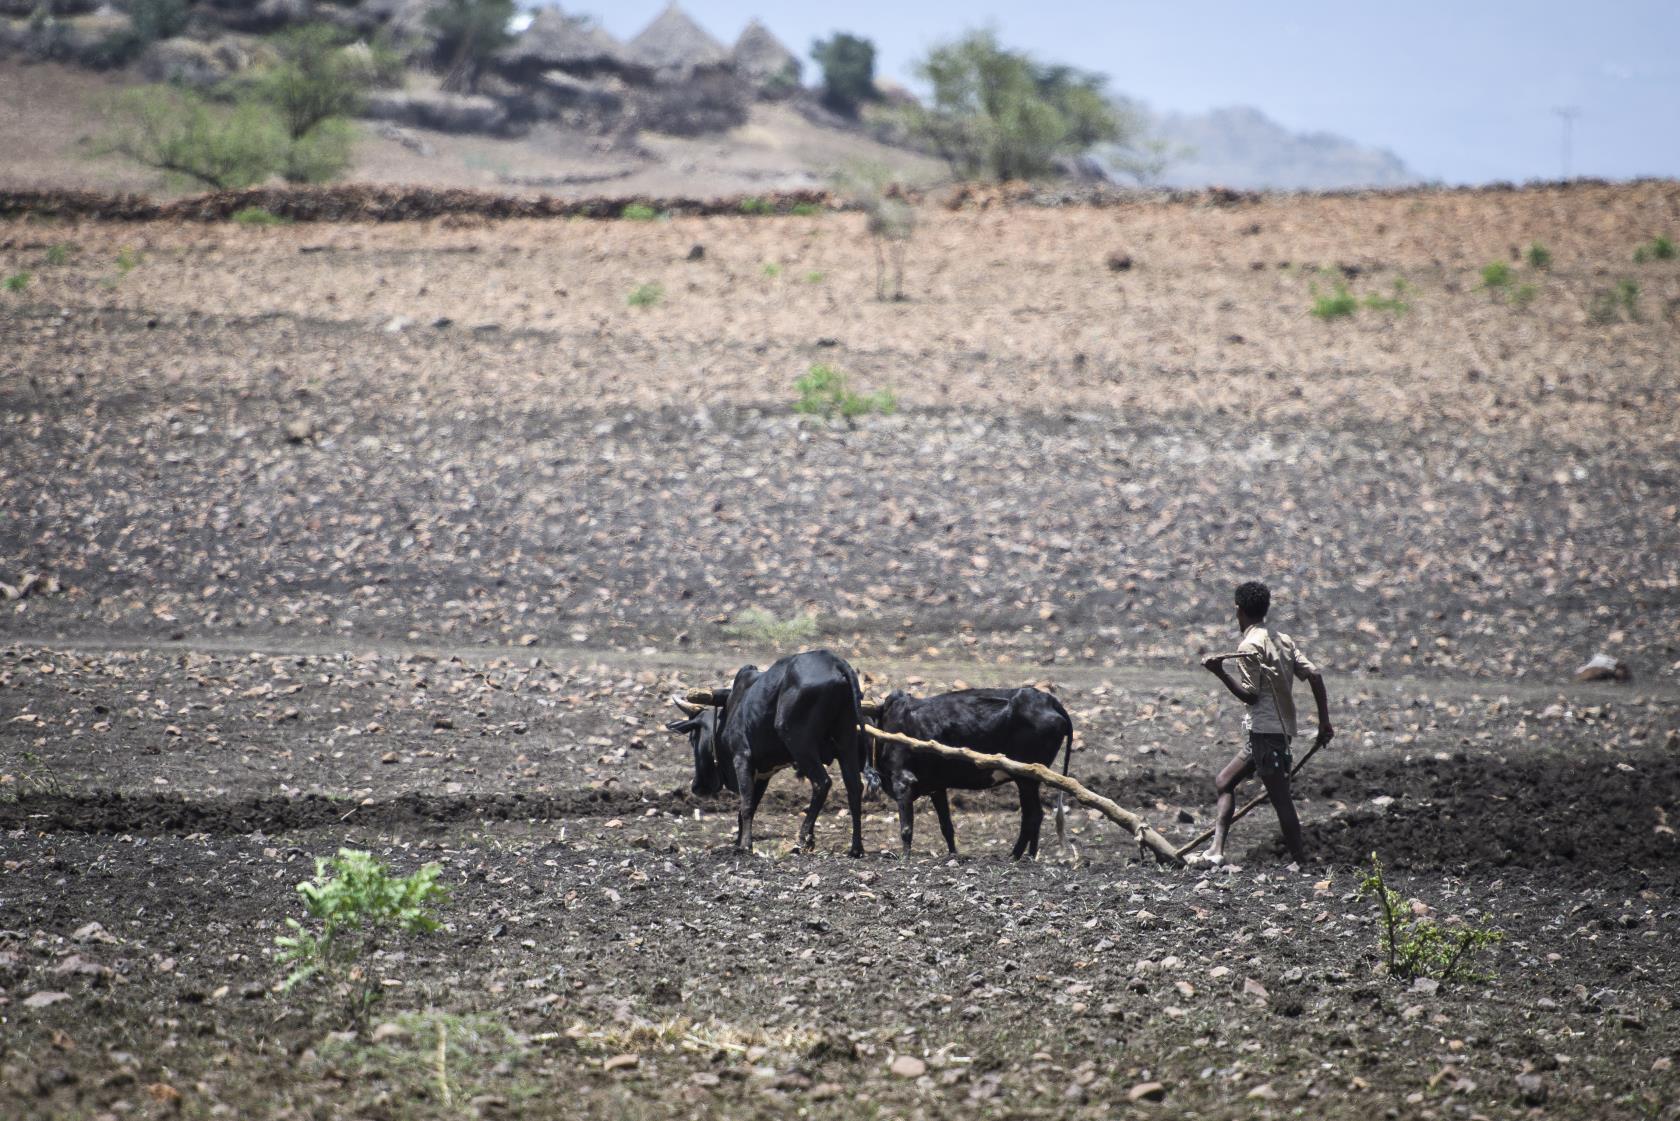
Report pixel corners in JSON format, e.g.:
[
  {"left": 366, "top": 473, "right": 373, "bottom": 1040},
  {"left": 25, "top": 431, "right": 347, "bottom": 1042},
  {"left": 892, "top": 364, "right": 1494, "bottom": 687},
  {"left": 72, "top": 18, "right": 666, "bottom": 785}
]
[
  {"left": 1306, "top": 671, "right": 1333, "bottom": 747},
  {"left": 1202, "top": 656, "right": 1259, "bottom": 705}
]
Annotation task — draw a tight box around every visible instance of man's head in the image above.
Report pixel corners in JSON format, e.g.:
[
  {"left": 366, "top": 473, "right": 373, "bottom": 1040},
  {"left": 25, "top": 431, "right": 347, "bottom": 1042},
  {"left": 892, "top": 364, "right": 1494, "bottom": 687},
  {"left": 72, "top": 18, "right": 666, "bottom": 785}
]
[{"left": 1234, "top": 580, "right": 1270, "bottom": 627}]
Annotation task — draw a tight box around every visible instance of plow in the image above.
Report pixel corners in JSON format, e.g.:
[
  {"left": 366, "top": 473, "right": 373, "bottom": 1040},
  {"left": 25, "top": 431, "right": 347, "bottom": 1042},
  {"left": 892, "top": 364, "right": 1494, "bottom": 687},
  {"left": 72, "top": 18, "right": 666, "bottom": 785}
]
[{"left": 672, "top": 687, "right": 1188, "bottom": 867}]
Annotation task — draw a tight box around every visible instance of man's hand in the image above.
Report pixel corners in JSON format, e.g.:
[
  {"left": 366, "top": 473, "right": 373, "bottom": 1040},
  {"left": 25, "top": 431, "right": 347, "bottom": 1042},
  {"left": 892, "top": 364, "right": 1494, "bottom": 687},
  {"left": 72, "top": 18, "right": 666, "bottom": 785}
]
[
  {"left": 1201, "top": 656, "right": 1227, "bottom": 674},
  {"left": 1314, "top": 724, "right": 1335, "bottom": 749}
]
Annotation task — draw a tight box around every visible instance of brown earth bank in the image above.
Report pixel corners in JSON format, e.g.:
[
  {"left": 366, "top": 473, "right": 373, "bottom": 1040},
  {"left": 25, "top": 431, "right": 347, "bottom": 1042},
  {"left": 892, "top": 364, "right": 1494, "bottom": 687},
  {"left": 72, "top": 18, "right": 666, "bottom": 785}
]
[{"left": 1, "top": 182, "right": 1678, "bottom": 1119}]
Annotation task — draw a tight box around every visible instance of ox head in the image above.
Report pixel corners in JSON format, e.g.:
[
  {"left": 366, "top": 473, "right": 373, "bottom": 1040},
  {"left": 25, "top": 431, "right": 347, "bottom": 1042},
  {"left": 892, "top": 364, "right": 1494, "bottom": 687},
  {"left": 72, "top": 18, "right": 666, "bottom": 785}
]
[
  {"left": 876, "top": 689, "right": 915, "bottom": 734},
  {"left": 667, "top": 704, "right": 724, "bottom": 796}
]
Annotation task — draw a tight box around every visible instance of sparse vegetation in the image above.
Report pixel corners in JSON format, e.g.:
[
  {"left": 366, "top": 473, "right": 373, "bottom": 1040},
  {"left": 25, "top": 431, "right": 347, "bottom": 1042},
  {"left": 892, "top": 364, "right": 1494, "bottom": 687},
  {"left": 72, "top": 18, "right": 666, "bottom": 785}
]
[
  {"left": 725, "top": 608, "right": 820, "bottom": 646},
  {"left": 907, "top": 30, "right": 1129, "bottom": 181},
  {"left": 275, "top": 848, "right": 447, "bottom": 1029},
  {"left": 0, "top": 750, "right": 65, "bottom": 799},
  {"left": 738, "top": 196, "right": 772, "bottom": 216},
  {"left": 4, "top": 272, "right": 31, "bottom": 293},
  {"left": 1310, "top": 281, "right": 1359, "bottom": 319},
  {"left": 1511, "top": 282, "right": 1538, "bottom": 309},
  {"left": 1479, "top": 260, "right": 1514, "bottom": 293},
  {"left": 43, "top": 243, "right": 73, "bottom": 267},
  {"left": 1633, "top": 235, "right": 1675, "bottom": 263},
  {"left": 257, "top": 24, "right": 371, "bottom": 143},
  {"left": 805, "top": 271, "right": 825, "bottom": 284},
  {"left": 1360, "top": 853, "right": 1503, "bottom": 983},
  {"left": 794, "top": 362, "right": 897, "bottom": 419},
  {"left": 116, "top": 248, "right": 141, "bottom": 275},
  {"left": 428, "top": 0, "right": 515, "bottom": 93},
  {"left": 1361, "top": 278, "right": 1412, "bottom": 315},
  {"left": 103, "top": 87, "right": 288, "bottom": 190},
  {"left": 627, "top": 282, "right": 663, "bottom": 308},
  {"left": 790, "top": 202, "right": 821, "bottom": 217},
  {"left": 811, "top": 32, "right": 879, "bottom": 119},
  {"left": 621, "top": 203, "right": 660, "bottom": 221},
  {"left": 1589, "top": 278, "right": 1641, "bottom": 324},
  {"left": 761, "top": 262, "right": 781, "bottom": 278},
  {"left": 232, "top": 206, "right": 291, "bottom": 227},
  {"left": 1525, "top": 242, "right": 1552, "bottom": 270}
]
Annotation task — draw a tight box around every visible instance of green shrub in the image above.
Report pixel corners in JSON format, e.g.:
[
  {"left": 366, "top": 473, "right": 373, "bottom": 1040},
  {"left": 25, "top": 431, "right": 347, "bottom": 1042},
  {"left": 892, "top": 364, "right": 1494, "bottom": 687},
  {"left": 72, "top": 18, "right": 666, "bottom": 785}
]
[
  {"left": 1361, "top": 278, "right": 1411, "bottom": 315},
  {"left": 281, "top": 116, "right": 354, "bottom": 183},
  {"left": 275, "top": 848, "right": 447, "bottom": 1028},
  {"left": 725, "top": 608, "right": 820, "bottom": 646},
  {"left": 1360, "top": 853, "right": 1502, "bottom": 983},
  {"left": 804, "top": 271, "right": 825, "bottom": 284},
  {"left": 761, "top": 262, "right": 781, "bottom": 278},
  {"left": 1310, "top": 281, "right": 1358, "bottom": 319},
  {"left": 1511, "top": 282, "right": 1538, "bottom": 309},
  {"left": 794, "top": 363, "right": 897, "bottom": 419},
  {"left": 1525, "top": 242, "right": 1552, "bottom": 270},
  {"left": 1633, "top": 235, "right": 1675, "bottom": 263},
  {"left": 621, "top": 203, "right": 659, "bottom": 221},
  {"left": 232, "top": 206, "right": 290, "bottom": 227},
  {"left": 1589, "top": 279, "right": 1641, "bottom": 323},
  {"left": 738, "top": 196, "right": 772, "bottom": 215},
  {"left": 4, "top": 272, "right": 30, "bottom": 293},
  {"left": 43, "top": 243, "right": 73, "bottom": 266},
  {"left": 1479, "top": 260, "right": 1513, "bottom": 291},
  {"left": 790, "top": 202, "right": 821, "bottom": 217},
  {"left": 258, "top": 24, "right": 370, "bottom": 142},
  {"left": 627, "top": 282, "right": 663, "bottom": 308},
  {"left": 103, "top": 86, "right": 288, "bottom": 190},
  {"left": 116, "top": 248, "right": 141, "bottom": 274}
]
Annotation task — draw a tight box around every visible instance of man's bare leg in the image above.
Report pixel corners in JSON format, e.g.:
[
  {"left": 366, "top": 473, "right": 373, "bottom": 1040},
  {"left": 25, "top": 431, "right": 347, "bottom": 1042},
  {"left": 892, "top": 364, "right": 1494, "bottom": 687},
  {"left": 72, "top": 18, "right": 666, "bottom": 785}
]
[
  {"left": 1208, "top": 750, "right": 1254, "bottom": 862},
  {"left": 1259, "top": 767, "right": 1306, "bottom": 863}
]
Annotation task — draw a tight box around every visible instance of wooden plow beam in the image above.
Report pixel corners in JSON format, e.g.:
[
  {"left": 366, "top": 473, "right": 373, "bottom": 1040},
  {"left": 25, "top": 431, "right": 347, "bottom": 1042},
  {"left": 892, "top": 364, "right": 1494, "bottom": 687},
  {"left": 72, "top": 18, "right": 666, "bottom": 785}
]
[{"left": 676, "top": 689, "right": 1184, "bottom": 867}]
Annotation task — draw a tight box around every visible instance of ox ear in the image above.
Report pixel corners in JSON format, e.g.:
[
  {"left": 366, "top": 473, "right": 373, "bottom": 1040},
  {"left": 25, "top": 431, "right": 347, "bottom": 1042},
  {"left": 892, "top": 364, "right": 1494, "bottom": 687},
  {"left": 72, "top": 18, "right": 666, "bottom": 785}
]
[{"left": 665, "top": 715, "right": 701, "bottom": 734}]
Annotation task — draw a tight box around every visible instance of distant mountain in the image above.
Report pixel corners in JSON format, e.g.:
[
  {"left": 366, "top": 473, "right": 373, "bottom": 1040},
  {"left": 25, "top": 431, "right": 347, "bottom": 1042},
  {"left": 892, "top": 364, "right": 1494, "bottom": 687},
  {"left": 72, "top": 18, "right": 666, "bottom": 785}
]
[{"left": 1120, "top": 104, "right": 1419, "bottom": 191}]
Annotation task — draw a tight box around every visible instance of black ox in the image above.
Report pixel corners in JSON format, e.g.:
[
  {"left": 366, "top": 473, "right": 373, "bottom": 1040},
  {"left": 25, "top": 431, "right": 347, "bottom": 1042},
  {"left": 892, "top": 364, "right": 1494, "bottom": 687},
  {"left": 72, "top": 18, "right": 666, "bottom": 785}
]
[
  {"left": 874, "top": 687, "right": 1074, "bottom": 859},
  {"left": 667, "top": 649, "right": 871, "bottom": 857}
]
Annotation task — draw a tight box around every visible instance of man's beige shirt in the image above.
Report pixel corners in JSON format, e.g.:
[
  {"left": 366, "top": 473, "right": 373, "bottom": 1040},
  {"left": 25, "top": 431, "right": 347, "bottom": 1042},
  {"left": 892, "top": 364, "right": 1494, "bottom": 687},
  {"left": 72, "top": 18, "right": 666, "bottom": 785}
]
[{"left": 1234, "top": 624, "right": 1319, "bottom": 738}]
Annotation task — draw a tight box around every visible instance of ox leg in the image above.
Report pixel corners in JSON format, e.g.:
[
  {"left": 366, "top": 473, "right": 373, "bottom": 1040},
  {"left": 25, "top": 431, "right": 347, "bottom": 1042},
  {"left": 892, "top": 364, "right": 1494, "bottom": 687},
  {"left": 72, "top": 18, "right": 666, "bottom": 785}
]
[
  {"left": 893, "top": 770, "right": 917, "bottom": 857},
  {"left": 798, "top": 768, "right": 832, "bottom": 852},
  {"left": 733, "top": 754, "right": 758, "bottom": 854},
  {"left": 1011, "top": 779, "right": 1045, "bottom": 860},
  {"left": 837, "top": 748, "right": 866, "bottom": 858},
  {"left": 930, "top": 788, "right": 958, "bottom": 854}
]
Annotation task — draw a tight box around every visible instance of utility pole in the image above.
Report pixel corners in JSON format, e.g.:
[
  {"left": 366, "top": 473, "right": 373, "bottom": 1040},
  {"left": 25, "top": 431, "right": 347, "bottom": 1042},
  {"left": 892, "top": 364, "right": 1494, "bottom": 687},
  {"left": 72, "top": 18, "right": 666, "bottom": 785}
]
[{"left": 1553, "top": 106, "right": 1579, "bottom": 180}]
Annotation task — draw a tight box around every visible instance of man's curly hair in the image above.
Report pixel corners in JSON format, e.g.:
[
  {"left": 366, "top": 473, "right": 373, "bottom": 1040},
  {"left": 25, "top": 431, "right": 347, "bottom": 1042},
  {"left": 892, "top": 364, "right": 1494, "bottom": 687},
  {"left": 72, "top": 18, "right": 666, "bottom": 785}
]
[{"left": 1235, "top": 581, "right": 1271, "bottom": 620}]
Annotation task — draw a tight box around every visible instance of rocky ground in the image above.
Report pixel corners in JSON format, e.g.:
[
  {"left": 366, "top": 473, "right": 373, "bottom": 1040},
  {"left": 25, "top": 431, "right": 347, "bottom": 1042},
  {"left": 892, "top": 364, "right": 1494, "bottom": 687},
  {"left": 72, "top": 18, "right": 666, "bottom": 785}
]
[{"left": 1, "top": 182, "right": 1678, "bottom": 1119}]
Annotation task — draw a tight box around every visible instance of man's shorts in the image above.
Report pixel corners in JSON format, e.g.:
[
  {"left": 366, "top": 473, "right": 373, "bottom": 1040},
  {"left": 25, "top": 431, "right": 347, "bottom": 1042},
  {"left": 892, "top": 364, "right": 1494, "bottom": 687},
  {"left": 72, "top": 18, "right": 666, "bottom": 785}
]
[{"left": 1241, "top": 732, "right": 1293, "bottom": 778}]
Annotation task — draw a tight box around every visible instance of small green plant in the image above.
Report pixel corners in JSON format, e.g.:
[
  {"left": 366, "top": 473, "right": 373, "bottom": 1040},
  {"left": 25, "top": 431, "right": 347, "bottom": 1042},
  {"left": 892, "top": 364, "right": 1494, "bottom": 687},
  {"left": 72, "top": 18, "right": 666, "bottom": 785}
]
[
  {"left": 804, "top": 271, "right": 825, "bottom": 284},
  {"left": 116, "top": 248, "right": 141, "bottom": 274},
  {"left": 1588, "top": 278, "right": 1641, "bottom": 323},
  {"left": 761, "top": 262, "right": 782, "bottom": 278},
  {"left": 725, "top": 607, "right": 820, "bottom": 646},
  {"left": 1633, "top": 235, "right": 1675, "bottom": 263},
  {"left": 1309, "top": 281, "right": 1358, "bottom": 319},
  {"left": 738, "top": 196, "right": 772, "bottom": 215},
  {"left": 3, "top": 272, "right": 30, "bottom": 293},
  {"left": 1525, "top": 242, "right": 1552, "bottom": 270},
  {"left": 1361, "top": 278, "right": 1411, "bottom": 315},
  {"left": 1, "top": 751, "right": 67, "bottom": 800},
  {"left": 1511, "top": 282, "right": 1538, "bottom": 309},
  {"left": 621, "top": 203, "right": 659, "bottom": 221},
  {"left": 1359, "top": 853, "right": 1502, "bottom": 984},
  {"left": 627, "top": 282, "right": 663, "bottom": 308},
  {"left": 790, "top": 201, "right": 821, "bottom": 217},
  {"left": 232, "top": 206, "right": 291, "bottom": 227},
  {"left": 276, "top": 848, "right": 447, "bottom": 1029},
  {"left": 1479, "top": 260, "right": 1514, "bottom": 292},
  {"left": 793, "top": 363, "right": 897, "bottom": 419},
  {"left": 43, "top": 243, "right": 73, "bottom": 266}
]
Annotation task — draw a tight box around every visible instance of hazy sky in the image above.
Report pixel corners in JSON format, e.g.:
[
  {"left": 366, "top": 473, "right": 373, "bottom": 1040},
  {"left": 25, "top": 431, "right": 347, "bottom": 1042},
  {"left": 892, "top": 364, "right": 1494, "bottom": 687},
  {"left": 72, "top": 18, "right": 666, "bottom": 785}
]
[{"left": 562, "top": 0, "right": 1680, "bottom": 184}]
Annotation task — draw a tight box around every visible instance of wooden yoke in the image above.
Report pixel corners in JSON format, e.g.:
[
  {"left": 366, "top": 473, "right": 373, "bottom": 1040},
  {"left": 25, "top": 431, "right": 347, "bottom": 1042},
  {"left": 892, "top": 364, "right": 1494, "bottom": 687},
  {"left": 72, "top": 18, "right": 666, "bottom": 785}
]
[{"left": 674, "top": 688, "right": 1184, "bottom": 866}]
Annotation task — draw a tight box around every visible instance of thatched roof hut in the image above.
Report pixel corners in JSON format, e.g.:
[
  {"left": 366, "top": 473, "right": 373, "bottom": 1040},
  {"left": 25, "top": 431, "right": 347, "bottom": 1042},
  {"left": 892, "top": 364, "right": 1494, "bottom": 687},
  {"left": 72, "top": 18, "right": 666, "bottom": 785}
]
[
  {"left": 732, "top": 19, "right": 801, "bottom": 91},
  {"left": 497, "top": 5, "right": 632, "bottom": 77},
  {"left": 626, "top": 3, "right": 728, "bottom": 77}
]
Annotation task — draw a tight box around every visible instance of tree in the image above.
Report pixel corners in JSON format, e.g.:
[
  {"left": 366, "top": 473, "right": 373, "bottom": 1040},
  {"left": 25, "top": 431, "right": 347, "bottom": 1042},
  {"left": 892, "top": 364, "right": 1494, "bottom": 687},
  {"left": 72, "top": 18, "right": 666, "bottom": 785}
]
[
  {"left": 908, "top": 30, "right": 1130, "bottom": 181},
  {"left": 811, "top": 32, "right": 877, "bottom": 118},
  {"left": 104, "top": 87, "right": 287, "bottom": 190},
  {"left": 257, "top": 24, "right": 367, "bottom": 142},
  {"left": 427, "top": 0, "right": 515, "bottom": 94}
]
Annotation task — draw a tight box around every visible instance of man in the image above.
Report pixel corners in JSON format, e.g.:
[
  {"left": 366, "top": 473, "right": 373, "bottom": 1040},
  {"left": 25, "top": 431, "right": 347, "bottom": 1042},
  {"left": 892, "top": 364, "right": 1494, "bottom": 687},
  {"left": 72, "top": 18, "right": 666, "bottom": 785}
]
[{"left": 1196, "top": 581, "right": 1332, "bottom": 866}]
